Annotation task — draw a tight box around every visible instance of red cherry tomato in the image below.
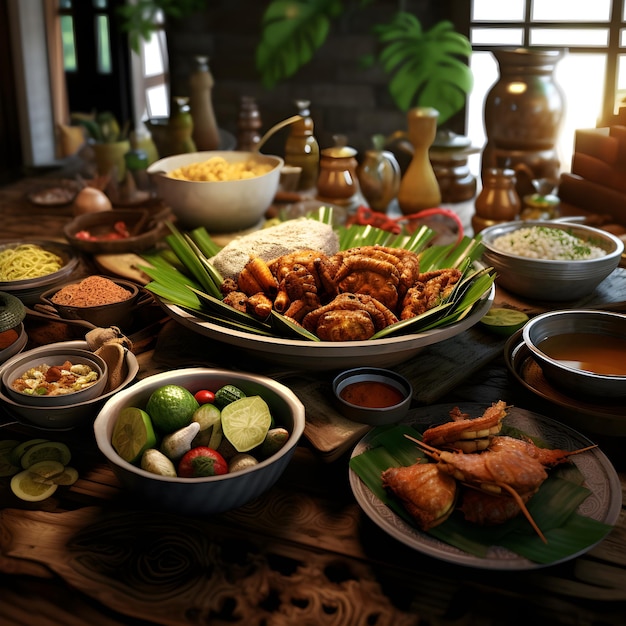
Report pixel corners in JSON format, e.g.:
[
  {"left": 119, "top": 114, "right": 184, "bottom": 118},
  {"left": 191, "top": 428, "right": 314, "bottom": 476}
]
[
  {"left": 178, "top": 447, "right": 228, "bottom": 477},
  {"left": 194, "top": 389, "right": 215, "bottom": 405}
]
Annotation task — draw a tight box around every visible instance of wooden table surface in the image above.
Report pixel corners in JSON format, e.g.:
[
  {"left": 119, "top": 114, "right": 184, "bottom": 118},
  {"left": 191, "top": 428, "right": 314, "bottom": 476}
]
[{"left": 1, "top": 172, "right": 625, "bottom": 626}]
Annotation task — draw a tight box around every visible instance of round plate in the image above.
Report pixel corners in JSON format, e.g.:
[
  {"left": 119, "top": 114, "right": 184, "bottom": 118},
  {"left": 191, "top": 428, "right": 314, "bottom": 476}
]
[
  {"left": 161, "top": 286, "right": 494, "bottom": 371},
  {"left": 349, "top": 403, "right": 622, "bottom": 570},
  {"left": 504, "top": 330, "right": 626, "bottom": 436}
]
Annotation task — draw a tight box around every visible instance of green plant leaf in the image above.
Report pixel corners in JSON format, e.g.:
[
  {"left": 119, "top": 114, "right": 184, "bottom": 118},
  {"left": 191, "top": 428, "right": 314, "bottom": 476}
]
[
  {"left": 256, "top": 0, "right": 345, "bottom": 89},
  {"left": 374, "top": 14, "right": 473, "bottom": 123}
]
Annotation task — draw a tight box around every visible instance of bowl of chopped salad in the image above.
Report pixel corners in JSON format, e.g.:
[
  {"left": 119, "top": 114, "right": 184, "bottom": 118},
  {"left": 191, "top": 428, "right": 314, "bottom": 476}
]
[{"left": 479, "top": 220, "right": 624, "bottom": 301}]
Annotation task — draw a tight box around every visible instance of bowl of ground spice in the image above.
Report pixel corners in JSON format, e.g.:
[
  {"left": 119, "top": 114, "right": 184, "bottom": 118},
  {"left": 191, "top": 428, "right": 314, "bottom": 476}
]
[{"left": 40, "top": 275, "right": 144, "bottom": 329}]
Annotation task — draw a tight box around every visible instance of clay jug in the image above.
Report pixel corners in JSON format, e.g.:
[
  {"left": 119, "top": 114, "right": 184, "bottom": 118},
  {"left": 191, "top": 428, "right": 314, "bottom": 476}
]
[
  {"left": 481, "top": 47, "right": 566, "bottom": 188},
  {"left": 472, "top": 168, "right": 521, "bottom": 234},
  {"left": 316, "top": 146, "right": 360, "bottom": 206},
  {"left": 357, "top": 140, "right": 401, "bottom": 213},
  {"left": 397, "top": 107, "right": 441, "bottom": 214}
]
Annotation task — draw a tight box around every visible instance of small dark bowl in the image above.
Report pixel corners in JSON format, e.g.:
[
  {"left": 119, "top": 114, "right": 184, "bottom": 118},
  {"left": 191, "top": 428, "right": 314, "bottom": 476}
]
[
  {"left": 40, "top": 276, "right": 145, "bottom": 329},
  {"left": 332, "top": 367, "right": 413, "bottom": 425},
  {"left": 63, "top": 207, "right": 169, "bottom": 255},
  {"left": 522, "top": 309, "right": 626, "bottom": 400},
  {"left": 0, "top": 240, "right": 80, "bottom": 306}
]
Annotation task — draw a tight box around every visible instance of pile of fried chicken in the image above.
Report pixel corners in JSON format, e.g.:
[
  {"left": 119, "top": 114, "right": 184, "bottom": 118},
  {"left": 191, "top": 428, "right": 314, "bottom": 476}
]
[{"left": 220, "top": 245, "right": 461, "bottom": 341}]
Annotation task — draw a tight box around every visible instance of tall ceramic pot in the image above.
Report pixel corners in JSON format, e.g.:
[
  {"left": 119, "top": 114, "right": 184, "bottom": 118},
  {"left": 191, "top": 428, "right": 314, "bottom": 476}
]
[{"left": 481, "top": 47, "right": 566, "bottom": 193}]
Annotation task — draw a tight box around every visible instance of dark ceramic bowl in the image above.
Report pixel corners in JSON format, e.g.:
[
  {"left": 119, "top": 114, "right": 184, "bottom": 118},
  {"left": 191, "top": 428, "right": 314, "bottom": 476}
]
[{"left": 332, "top": 367, "right": 413, "bottom": 425}]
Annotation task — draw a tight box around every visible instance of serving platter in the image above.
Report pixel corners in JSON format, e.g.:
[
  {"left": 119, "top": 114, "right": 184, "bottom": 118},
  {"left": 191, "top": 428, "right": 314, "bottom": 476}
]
[
  {"left": 162, "top": 285, "right": 494, "bottom": 371},
  {"left": 349, "top": 403, "right": 622, "bottom": 570},
  {"left": 504, "top": 331, "right": 626, "bottom": 437}
]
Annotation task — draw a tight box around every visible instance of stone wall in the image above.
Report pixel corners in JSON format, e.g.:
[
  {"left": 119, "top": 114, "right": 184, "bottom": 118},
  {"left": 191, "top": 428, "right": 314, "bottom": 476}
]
[{"left": 166, "top": 0, "right": 464, "bottom": 158}]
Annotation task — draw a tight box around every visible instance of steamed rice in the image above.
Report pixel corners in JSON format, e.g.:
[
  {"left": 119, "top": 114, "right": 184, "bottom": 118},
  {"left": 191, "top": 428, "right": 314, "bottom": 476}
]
[{"left": 491, "top": 226, "right": 607, "bottom": 260}]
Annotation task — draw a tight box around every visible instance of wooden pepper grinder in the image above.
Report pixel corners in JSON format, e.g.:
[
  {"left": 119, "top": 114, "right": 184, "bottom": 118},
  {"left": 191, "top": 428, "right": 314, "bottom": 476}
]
[
  {"left": 236, "top": 96, "right": 262, "bottom": 151},
  {"left": 397, "top": 107, "right": 442, "bottom": 214},
  {"left": 189, "top": 56, "right": 220, "bottom": 151}
]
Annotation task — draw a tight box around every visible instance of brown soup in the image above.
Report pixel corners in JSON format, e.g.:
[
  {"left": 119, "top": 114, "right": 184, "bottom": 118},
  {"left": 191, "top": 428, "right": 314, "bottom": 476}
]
[
  {"left": 340, "top": 380, "right": 405, "bottom": 408},
  {"left": 538, "top": 332, "right": 626, "bottom": 376}
]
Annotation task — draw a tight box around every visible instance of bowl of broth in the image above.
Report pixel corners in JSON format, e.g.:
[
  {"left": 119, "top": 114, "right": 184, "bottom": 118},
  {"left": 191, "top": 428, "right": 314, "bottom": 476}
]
[
  {"left": 332, "top": 367, "right": 413, "bottom": 425},
  {"left": 522, "top": 309, "right": 626, "bottom": 400}
]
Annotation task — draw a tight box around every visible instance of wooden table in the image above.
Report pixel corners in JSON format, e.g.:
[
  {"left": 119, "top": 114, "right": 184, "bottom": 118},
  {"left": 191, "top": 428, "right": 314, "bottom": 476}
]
[{"left": 1, "top": 173, "right": 625, "bottom": 626}]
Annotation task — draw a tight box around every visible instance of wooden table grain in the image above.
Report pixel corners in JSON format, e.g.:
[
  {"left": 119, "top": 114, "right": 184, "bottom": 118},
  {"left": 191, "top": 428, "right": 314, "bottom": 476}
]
[{"left": 1, "top": 171, "right": 625, "bottom": 626}]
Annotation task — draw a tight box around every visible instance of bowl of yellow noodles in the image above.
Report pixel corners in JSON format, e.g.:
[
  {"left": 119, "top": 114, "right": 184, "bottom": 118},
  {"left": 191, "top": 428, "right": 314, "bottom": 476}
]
[{"left": 0, "top": 240, "right": 80, "bottom": 306}]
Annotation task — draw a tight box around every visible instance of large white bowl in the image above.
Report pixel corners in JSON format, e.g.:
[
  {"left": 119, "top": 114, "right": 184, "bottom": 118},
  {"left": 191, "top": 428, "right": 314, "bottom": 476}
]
[
  {"left": 161, "top": 285, "right": 495, "bottom": 371},
  {"left": 93, "top": 368, "right": 305, "bottom": 515},
  {"left": 480, "top": 221, "right": 623, "bottom": 301},
  {"left": 147, "top": 151, "right": 283, "bottom": 233}
]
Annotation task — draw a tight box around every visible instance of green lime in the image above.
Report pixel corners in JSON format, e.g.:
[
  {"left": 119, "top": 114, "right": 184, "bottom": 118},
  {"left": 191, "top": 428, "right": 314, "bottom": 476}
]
[
  {"left": 221, "top": 396, "right": 273, "bottom": 453},
  {"left": 111, "top": 407, "right": 157, "bottom": 464},
  {"left": 20, "top": 441, "right": 71, "bottom": 469},
  {"left": 146, "top": 384, "right": 199, "bottom": 434},
  {"left": 9, "top": 438, "right": 49, "bottom": 466},
  {"left": 25, "top": 459, "right": 65, "bottom": 482},
  {"left": 480, "top": 308, "right": 529, "bottom": 336},
  {"left": 11, "top": 470, "right": 59, "bottom": 502},
  {"left": 49, "top": 466, "right": 79, "bottom": 486},
  {"left": 192, "top": 403, "right": 223, "bottom": 449}
]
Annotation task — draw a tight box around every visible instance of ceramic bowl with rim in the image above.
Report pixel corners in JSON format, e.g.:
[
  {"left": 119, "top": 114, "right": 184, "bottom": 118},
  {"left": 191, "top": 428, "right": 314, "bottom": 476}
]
[
  {"left": 522, "top": 309, "right": 626, "bottom": 400},
  {"left": 2, "top": 346, "right": 108, "bottom": 407},
  {"left": 0, "top": 322, "right": 28, "bottom": 364},
  {"left": 0, "top": 239, "right": 80, "bottom": 306},
  {"left": 480, "top": 221, "right": 623, "bottom": 301},
  {"left": 39, "top": 275, "right": 147, "bottom": 330},
  {"left": 0, "top": 340, "right": 138, "bottom": 429},
  {"left": 332, "top": 367, "right": 413, "bottom": 425},
  {"left": 147, "top": 151, "right": 283, "bottom": 233},
  {"left": 93, "top": 367, "right": 305, "bottom": 515}
]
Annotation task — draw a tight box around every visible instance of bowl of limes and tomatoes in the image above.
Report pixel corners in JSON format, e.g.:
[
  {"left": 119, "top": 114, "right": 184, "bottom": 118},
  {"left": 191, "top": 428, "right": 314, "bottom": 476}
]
[{"left": 93, "top": 367, "right": 305, "bottom": 515}]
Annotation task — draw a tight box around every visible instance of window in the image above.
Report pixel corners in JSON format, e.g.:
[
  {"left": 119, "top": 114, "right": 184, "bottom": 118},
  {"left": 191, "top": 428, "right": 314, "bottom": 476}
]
[{"left": 466, "top": 0, "right": 626, "bottom": 173}]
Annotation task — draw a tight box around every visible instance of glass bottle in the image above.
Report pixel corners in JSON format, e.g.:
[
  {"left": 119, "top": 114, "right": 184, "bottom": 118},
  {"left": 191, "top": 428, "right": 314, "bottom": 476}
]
[
  {"left": 284, "top": 99, "right": 320, "bottom": 191},
  {"left": 189, "top": 55, "right": 220, "bottom": 151},
  {"left": 236, "top": 96, "right": 262, "bottom": 151},
  {"left": 472, "top": 168, "right": 521, "bottom": 234},
  {"left": 397, "top": 107, "right": 442, "bottom": 215},
  {"left": 357, "top": 134, "right": 401, "bottom": 212},
  {"left": 167, "top": 96, "right": 197, "bottom": 155}
]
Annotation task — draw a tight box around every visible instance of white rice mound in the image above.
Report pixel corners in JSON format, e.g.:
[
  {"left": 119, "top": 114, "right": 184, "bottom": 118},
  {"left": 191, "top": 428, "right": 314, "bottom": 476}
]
[
  {"left": 491, "top": 226, "right": 607, "bottom": 260},
  {"left": 211, "top": 219, "right": 340, "bottom": 279}
]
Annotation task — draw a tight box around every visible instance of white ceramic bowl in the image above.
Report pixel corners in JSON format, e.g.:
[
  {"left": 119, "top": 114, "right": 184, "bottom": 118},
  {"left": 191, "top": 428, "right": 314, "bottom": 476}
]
[
  {"left": 147, "top": 151, "right": 283, "bottom": 233},
  {"left": 93, "top": 368, "right": 306, "bottom": 515},
  {"left": 0, "top": 340, "right": 138, "bottom": 429},
  {"left": 480, "top": 221, "right": 623, "bottom": 301},
  {"left": 0, "top": 240, "right": 80, "bottom": 306},
  {"left": 522, "top": 309, "right": 626, "bottom": 400},
  {"left": 332, "top": 367, "right": 412, "bottom": 425},
  {"left": 2, "top": 346, "right": 108, "bottom": 406}
]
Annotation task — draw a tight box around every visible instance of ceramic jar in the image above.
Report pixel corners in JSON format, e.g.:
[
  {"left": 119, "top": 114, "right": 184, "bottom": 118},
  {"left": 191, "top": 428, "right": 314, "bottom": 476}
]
[
  {"left": 472, "top": 168, "right": 521, "bottom": 234},
  {"left": 189, "top": 56, "right": 220, "bottom": 151},
  {"left": 357, "top": 149, "right": 401, "bottom": 212},
  {"left": 316, "top": 146, "right": 360, "bottom": 206},
  {"left": 481, "top": 47, "right": 566, "bottom": 186},
  {"left": 397, "top": 107, "right": 442, "bottom": 215}
]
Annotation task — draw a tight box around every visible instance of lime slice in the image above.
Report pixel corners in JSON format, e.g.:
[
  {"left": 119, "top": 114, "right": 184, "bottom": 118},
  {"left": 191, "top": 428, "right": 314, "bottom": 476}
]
[
  {"left": 11, "top": 470, "right": 59, "bottom": 502},
  {"left": 111, "top": 407, "right": 158, "bottom": 463},
  {"left": 26, "top": 459, "right": 66, "bottom": 482},
  {"left": 0, "top": 442, "right": 21, "bottom": 477},
  {"left": 20, "top": 441, "right": 72, "bottom": 469},
  {"left": 49, "top": 466, "right": 79, "bottom": 486},
  {"left": 146, "top": 385, "right": 199, "bottom": 434},
  {"left": 9, "top": 438, "right": 49, "bottom": 466},
  {"left": 221, "top": 396, "right": 273, "bottom": 452},
  {"left": 480, "top": 308, "right": 529, "bottom": 336}
]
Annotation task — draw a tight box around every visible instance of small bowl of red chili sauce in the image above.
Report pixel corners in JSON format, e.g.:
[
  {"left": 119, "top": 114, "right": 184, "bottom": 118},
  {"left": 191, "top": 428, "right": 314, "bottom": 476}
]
[{"left": 332, "top": 367, "right": 413, "bottom": 425}]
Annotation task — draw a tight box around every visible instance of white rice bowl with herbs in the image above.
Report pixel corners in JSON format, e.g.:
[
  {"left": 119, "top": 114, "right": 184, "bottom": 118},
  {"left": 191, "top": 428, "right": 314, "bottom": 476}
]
[{"left": 490, "top": 225, "right": 607, "bottom": 261}]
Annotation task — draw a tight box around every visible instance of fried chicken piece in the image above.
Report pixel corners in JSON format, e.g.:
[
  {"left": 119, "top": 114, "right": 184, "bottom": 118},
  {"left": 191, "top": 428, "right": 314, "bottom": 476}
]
[
  {"left": 400, "top": 268, "right": 462, "bottom": 319},
  {"left": 315, "top": 309, "right": 376, "bottom": 341},
  {"left": 458, "top": 487, "right": 530, "bottom": 526},
  {"left": 382, "top": 462, "right": 457, "bottom": 531},
  {"left": 238, "top": 257, "right": 279, "bottom": 297},
  {"left": 222, "top": 291, "right": 248, "bottom": 312},
  {"left": 246, "top": 292, "right": 274, "bottom": 319},
  {"left": 274, "top": 264, "right": 319, "bottom": 313}
]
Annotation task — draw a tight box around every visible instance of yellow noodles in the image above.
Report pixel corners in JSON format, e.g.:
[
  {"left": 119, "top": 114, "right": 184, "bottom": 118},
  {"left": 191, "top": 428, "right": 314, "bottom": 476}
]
[
  {"left": 168, "top": 156, "right": 273, "bottom": 182},
  {"left": 0, "top": 244, "right": 64, "bottom": 281}
]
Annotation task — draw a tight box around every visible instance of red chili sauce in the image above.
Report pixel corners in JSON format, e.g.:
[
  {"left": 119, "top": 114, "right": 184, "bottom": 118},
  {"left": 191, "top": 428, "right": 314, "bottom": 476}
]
[{"left": 340, "top": 380, "right": 404, "bottom": 408}]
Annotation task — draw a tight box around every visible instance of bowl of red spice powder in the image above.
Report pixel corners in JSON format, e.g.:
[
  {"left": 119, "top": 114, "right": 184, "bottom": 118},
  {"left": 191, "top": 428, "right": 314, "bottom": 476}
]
[{"left": 40, "top": 275, "right": 147, "bottom": 329}]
